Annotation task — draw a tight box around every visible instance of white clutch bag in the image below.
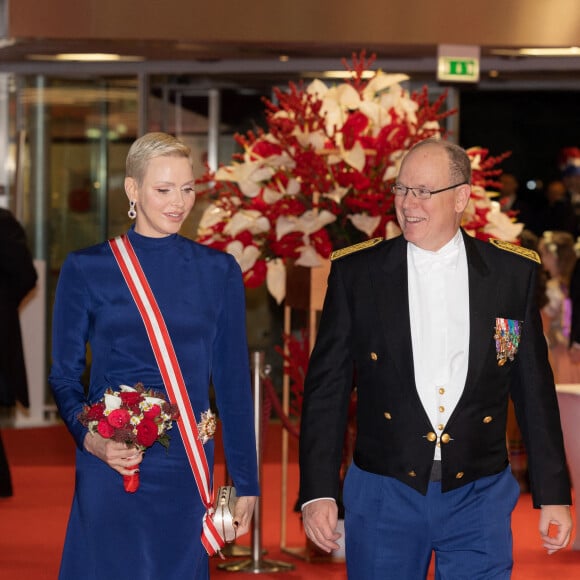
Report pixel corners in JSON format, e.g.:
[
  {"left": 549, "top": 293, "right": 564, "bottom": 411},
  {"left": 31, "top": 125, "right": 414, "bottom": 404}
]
[{"left": 213, "top": 486, "right": 238, "bottom": 543}]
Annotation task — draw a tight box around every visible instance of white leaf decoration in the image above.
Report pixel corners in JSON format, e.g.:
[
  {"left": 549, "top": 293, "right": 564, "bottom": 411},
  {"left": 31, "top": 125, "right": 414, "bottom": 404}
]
[
  {"left": 348, "top": 214, "right": 381, "bottom": 237},
  {"left": 343, "top": 141, "right": 366, "bottom": 172},
  {"left": 198, "top": 203, "right": 229, "bottom": 231},
  {"left": 266, "top": 258, "right": 286, "bottom": 305},
  {"left": 295, "top": 245, "right": 323, "bottom": 267},
  {"left": 223, "top": 210, "right": 270, "bottom": 237},
  {"left": 226, "top": 241, "right": 261, "bottom": 273}
]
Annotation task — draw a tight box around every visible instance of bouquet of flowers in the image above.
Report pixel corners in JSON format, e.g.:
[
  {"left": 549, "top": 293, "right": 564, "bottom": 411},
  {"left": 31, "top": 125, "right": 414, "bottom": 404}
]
[
  {"left": 196, "top": 52, "right": 523, "bottom": 304},
  {"left": 78, "top": 383, "right": 180, "bottom": 493}
]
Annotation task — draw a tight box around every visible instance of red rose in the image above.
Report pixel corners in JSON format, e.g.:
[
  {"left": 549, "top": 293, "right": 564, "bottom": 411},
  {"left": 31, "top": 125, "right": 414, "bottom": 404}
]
[
  {"left": 86, "top": 402, "right": 105, "bottom": 421},
  {"left": 119, "top": 391, "right": 142, "bottom": 406},
  {"left": 107, "top": 409, "right": 131, "bottom": 428},
  {"left": 136, "top": 418, "right": 159, "bottom": 447},
  {"left": 97, "top": 419, "right": 115, "bottom": 438},
  {"left": 144, "top": 405, "right": 161, "bottom": 420}
]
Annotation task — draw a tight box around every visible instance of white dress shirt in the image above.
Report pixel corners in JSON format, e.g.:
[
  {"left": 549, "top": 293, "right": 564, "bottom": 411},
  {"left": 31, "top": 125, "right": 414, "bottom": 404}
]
[{"left": 408, "top": 230, "right": 470, "bottom": 460}]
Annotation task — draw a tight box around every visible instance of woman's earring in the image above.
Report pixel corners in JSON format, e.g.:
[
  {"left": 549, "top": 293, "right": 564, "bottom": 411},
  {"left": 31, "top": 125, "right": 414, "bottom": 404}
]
[{"left": 128, "top": 199, "right": 137, "bottom": 219}]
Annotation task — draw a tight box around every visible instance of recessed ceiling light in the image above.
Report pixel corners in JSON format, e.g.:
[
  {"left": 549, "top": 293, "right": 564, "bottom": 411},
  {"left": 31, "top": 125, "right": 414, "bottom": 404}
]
[
  {"left": 319, "top": 71, "right": 377, "bottom": 79},
  {"left": 491, "top": 47, "right": 580, "bottom": 57},
  {"left": 28, "top": 53, "right": 145, "bottom": 62}
]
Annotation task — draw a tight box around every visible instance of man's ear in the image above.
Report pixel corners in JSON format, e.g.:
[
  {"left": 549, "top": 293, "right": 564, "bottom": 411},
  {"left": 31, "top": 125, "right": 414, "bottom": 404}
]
[{"left": 455, "top": 183, "right": 471, "bottom": 212}]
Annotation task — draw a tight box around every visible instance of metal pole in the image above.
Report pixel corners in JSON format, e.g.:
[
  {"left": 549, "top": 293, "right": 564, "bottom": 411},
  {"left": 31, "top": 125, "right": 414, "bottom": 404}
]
[{"left": 218, "top": 351, "right": 294, "bottom": 573}]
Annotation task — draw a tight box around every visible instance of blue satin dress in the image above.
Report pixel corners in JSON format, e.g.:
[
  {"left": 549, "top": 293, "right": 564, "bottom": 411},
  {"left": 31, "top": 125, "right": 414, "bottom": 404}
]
[{"left": 49, "top": 227, "right": 260, "bottom": 579}]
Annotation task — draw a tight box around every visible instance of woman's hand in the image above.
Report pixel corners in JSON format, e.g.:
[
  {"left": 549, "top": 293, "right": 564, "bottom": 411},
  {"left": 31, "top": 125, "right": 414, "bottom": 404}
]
[
  {"left": 232, "top": 495, "right": 258, "bottom": 538},
  {"left": 83, "top": 432, "right": 143, "bottom": 476}
]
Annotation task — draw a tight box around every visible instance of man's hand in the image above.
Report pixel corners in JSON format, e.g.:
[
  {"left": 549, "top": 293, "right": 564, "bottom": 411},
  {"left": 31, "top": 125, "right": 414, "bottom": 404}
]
[
  {"left": 302, "top": 499, "right": 342, "bottom": 553},
  {"left": 539, "top": 504, "right": 573, "bottom": 554}
]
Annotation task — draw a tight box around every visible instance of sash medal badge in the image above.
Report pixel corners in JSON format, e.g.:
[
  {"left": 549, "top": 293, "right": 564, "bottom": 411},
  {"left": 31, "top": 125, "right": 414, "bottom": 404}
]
[{"left": 494, "top": 317, "right": 522, "bottom": 366}]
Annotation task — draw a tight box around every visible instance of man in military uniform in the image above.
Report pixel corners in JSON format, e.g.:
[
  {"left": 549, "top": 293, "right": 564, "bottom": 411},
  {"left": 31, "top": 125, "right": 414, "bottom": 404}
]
[{"left": 299, "top": 139, "right": 572, "bottom": 579}]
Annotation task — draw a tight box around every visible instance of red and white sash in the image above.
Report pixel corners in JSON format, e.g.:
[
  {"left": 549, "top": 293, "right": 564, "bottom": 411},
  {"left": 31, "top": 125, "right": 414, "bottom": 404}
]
[{"left": 109, "top": 234, "right": 224, "bottom": 556}]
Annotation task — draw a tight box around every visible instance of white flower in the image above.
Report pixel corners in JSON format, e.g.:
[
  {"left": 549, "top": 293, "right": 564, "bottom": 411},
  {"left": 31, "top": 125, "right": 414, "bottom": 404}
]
[
  {"left": 198, "top": 203, "right": 229, "bottom": 231},
  {"left": 483, "top": 209, "right": 524, "bottom": 242},
  {"left": 223, "top": 209, "right": 270, "bottom": 237},
  {"left": 322, "top": 185, "right": 350, "bottom": 204},
  {"left": 343, "top": 141, "right": 366, "bottom": 172},
  {"left": 348, "top": 214, "right": 381, "bottom": 237},
  {"left": 295, "top": 244, "right": 325, "bottom": 268},
  {"left": 315, "top": 82, "right": 361, "bottom": 138},
  {"left": 215, "top": 161, "right": 274, "bottom": 198},
  {"left": 276, "top": 209, "right": 336, "bottom": 240},
  {"left": 104, "top": 392, "right": 122, "bottom": 411},
  {"left": 293, "top": 126, "right": 327, "bottom": 151},
  {"left": 266, "top": 258, "right": 286, "bottom": 305},
  {"left": 143, "top": 396, "right": 166, "bottom": 408},
  {"left": 226, "top": 240, "right": 261, "bottom": 273}
]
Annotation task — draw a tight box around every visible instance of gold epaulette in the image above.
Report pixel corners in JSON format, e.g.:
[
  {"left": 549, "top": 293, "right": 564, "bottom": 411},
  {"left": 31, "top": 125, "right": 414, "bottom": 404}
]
[
  {"left": 330, "top": 237, "right": 383, "bottom": 261},
  {"left": 488, "top": 238, "right": 541, "bottom": 264}
]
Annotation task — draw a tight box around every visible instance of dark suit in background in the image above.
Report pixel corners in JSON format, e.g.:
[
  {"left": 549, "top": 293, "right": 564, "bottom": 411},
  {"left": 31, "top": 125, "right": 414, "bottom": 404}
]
[
  {"left": 569, "top": 259, "right": 580, "bottom": 349},
  {"left": 0, "top": 208, "right": 37, "bottom": 497}
]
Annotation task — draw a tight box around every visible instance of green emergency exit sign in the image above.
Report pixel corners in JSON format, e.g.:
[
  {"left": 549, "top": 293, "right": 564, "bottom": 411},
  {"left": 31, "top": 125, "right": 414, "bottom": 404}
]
[{"left": 437, "top": 56, "right": 480, "bottom": 83}]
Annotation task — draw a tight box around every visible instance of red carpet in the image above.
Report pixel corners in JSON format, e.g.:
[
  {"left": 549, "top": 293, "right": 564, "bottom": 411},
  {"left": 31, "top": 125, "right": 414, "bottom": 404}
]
[{"left": 0, "top": 424, "right": 579, "bottom": 579}]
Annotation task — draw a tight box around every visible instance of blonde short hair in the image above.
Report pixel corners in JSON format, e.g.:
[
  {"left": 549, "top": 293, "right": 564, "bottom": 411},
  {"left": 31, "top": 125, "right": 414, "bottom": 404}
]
[{"left": 126, "top": 132, "right": 192, "bottom": 184}]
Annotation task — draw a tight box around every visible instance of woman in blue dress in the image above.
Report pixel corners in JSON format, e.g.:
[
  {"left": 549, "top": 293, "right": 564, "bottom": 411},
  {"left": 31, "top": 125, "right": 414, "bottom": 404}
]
[{"left": 49, "top": 132, "right": 259, "bottom": 579}]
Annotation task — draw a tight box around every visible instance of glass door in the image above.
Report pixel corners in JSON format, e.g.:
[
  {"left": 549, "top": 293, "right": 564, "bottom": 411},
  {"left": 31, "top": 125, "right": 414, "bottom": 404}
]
[{"left": 13, "top": 75, "right": 139, "bottom": 420}]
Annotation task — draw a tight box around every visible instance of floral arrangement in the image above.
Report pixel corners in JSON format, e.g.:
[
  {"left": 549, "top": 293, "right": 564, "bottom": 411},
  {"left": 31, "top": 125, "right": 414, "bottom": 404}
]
[
  {"left": 197, "top": 52, "right": 523, "bottom": 303},
  {"left": 78, "top": 383, "right": 180, "bottom": 493}
]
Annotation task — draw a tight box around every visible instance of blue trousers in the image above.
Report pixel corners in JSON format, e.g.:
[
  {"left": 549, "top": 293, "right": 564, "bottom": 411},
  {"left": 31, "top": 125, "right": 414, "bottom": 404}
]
[{"left": 342, "top": 462, "right": 520, "bottom": 579}]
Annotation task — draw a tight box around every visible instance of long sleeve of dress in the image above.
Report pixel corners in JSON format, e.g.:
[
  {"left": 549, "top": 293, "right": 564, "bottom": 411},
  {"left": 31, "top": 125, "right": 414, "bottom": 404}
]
[
  {"left": 49, "top": 254, "right": 91, "bottom": 449},
  {"left": 212, "top": 256, "right": 260, "bottom": 497}
]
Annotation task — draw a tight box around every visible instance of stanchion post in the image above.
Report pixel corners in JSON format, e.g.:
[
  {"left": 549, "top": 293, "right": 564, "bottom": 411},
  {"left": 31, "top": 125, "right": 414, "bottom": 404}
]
[{"left": 218, "top": 351, "right": 294, "bottom": 573}]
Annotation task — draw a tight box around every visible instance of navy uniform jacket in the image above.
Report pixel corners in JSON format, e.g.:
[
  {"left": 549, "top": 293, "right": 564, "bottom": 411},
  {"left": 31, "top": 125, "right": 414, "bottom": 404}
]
[{"left": 299, "top": 229, "right": 571, "bottom": 509}]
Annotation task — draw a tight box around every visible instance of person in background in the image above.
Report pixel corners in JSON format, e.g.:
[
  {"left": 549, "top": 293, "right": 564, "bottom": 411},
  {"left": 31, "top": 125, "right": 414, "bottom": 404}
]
[
  {"left": 538, "top": 231, "right": 580, "bottom": 384},
  {"left": 559, "top": 147, "right": 580, "bottom": 233},
  {"left": 0, "top": 208, "right": 37, "bottom": 498},
  {"left": 299, "top": 138, "right": 572, "bottom": 580},
  {"left": 49, "top": 132, "right": 259, "bottom": 579},
  {"left": 505, "top": 229, "right": 550, "bottom": 494},
  {"left": 498, "top": 173, "right": 533, "bottom": 229},
  {"left": 532, "top": 179, "right": 577, "bottom": 237},
  {"left": 568, "top": 249, "right": 580, "bottom": 363}
]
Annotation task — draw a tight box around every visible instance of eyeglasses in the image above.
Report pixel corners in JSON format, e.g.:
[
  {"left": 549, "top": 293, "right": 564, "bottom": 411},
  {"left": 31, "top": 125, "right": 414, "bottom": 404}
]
[{"left": 390, "top": 181, "right": 468, "bottom": 200}]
